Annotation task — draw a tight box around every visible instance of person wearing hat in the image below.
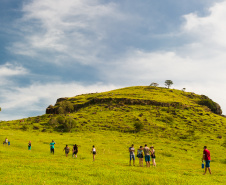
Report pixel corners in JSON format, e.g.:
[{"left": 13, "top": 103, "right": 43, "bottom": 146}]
[
  {"left": 50, "top": 140, "right": 56, "bottom": 154},
  {"left": 150, "top": 146, "right": 156, "bottom": 167}
]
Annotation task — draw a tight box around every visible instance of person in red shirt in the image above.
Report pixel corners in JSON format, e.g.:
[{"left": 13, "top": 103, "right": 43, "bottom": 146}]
[{"left": 202, "top": 146, "right": 211, "bottom": 175}]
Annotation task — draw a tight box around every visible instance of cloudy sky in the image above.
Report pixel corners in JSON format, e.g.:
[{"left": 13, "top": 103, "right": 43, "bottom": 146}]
[{"left": 1, "top": 0, "right": 226, "bottom": 120}]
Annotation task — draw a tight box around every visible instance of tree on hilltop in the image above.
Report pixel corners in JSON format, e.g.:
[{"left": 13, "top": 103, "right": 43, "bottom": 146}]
[
  {"left": 150, "top": 82, "right": 159, "bottom": 87},
  {"left": 165, "top": 80, "right": 173, "bottom": 88}
]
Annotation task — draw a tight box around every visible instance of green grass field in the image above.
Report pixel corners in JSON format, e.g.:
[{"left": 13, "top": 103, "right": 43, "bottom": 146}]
[
  {"left": 0, "top": 128, "right": 225, "bottom": 185},
  {"left": 1, "top": 86, "right": 226, "bottom": 184}
]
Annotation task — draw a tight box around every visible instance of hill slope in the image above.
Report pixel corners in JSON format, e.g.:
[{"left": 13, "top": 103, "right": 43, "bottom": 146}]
[{"left": 1, "top": 86, "right": 226, "bottom": 139}]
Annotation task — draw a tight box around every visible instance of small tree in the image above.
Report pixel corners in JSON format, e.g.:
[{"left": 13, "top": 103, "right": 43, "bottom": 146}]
[
  {"left": 165, "top": 80, "right": 173, "bottom": 88},
  {"left": 150, "top": 82, "right": 159, "bottom": 87},
  {"left": 58, "top": 101, "right": 74, "bottom": 114},
  {"left": 58, "top": 107, "right": 65, "bottom": 114},
  {"left": 134, "top": 121, "right": 144, "bottom": 133}
]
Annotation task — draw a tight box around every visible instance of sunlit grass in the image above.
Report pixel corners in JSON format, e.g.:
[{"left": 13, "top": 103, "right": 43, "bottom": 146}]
[{"left": 0, "top": 128, "right": 225, "bottom": 184}]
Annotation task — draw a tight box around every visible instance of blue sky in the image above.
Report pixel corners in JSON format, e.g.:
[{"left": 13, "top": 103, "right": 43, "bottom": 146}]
[{"left": 1, "top": 0, "right": 226, "bottom": 120}]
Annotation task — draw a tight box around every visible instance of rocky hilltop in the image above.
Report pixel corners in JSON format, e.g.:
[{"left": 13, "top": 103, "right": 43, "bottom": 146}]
[{"left": 46, "top": 86, "right": 222, "bottom": 115}]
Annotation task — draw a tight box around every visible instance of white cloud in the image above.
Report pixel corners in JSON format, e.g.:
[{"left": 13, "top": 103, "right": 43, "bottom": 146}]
[
  {"left": 9, "top": 0, "right": 125, "bottom": 65},
  {"left": 99, "top": 1, "right": 226, "bottom": 113},
  {"left": 0, "top": 81, "right": 119, "bottom": 120},
  {"left": 0, "top": 62, "right": 28, "bottom": 77},
  {"left": 183, "top": 1, "right": 226, "bottom": 50}
]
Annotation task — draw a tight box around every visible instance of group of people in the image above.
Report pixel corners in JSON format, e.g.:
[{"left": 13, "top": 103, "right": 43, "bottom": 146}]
[
  {"left": 62, "top": 144, "right": 96, "bottom": 161},
  {"left": 50, "top": 140, "right": 96, "bottom": 161},
  {"left": 2, "top": 137, "right": 212, "bottom": 173},
  {"left": 62, "top": 143, "right": 79, "bottom": 158},
  {"left": 2, "top": 138, "right": 93, "bottom": 160},
  {"left": 129, "top": 144, "right": 156, "bottom": 167},
  {"left": 129, "top": 144, "right": 212, "bottom": 175}
]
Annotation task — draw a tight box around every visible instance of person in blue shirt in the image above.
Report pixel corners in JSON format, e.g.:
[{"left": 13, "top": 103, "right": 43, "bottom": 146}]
[{"left": 50, "top": 140, "right": 55, "bottom": 154}]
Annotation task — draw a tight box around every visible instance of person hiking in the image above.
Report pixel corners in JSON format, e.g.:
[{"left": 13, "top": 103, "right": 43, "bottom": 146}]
[
  {"left": 72, "top": 144, "right": 78, "bottom": 158},
  {"left": 129, "top": 144, "right": 135, "bottom": 166},
  {"left": 63, "top": 145, "right": 70, "bottom": 157},
  {"left": 28, "top": 141, "right": 31, "bottom": 150},
  {"left": 3, "top": 137, "right": 8, "bottom": 146},
  {"left": 150, "top": 146, "right": 156, "bottom": 167},
  {"left": 50, "top": 140, "right": 55, "bottom": 154},
  {"left": 202, "top": 146, "right": 211, "bottom": 175},
  {"left": 137, "top": 146, "right": 144, "bottom": 167},
  {"left": 91, "top": 145, "right": 96, "bottom": 161},
  {"left": 143, "top": 144, "right": 150, "bottom": 167}
]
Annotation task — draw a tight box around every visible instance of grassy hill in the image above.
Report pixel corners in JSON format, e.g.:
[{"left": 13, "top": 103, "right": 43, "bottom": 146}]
[
  {"left": 0, "top": 86, "right": 226, "bottom": 184},
  {"left": 2, "top": 86, "right": 226, "bottom": 137}
]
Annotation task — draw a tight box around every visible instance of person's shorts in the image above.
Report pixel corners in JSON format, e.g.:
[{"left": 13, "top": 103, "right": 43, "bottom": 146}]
[
  {"left": 145, "top": 155, "right": 150, "bottom": 162},
  {"left": 28, "top": 146, "right": 31, "bottom": 150},
  {"left": 73, "top": 152, "right": 78, "bottom": 155},
  {"left": 65, "top": 151, "right": 69, "bottom": 154},
  {"left": 93, "top": 151, "right": 96, "bottom": 155},
  {"left": 205, "top": 160, "right": 210, "bottom": 168},
  {"left": 51, "top": 148, "right": 54, "bottom": 153},
  {"left": 137, "top": 154, "right": 143, "bottom": 158},
  {"left": 130, "top": 154, "right": 135, "bottom": 160}
]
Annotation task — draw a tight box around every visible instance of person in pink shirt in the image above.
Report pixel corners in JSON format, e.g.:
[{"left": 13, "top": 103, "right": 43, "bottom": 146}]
[{"left": 202, "top": 146, "right": 211, "bottom": 175}]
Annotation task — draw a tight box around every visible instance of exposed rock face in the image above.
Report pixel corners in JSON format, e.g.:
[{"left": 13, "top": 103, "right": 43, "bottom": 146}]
[
  {"left": 46, "top": 95, "right": 223, "bottom": 115},
  {"left": 46, "top": 105, "right": 54, "bottom": 114},
  {"left": 46, "top": 97, "right": 186, "bottom": 114},
  {"left": 198, "top": 95, "right": 222, "bottom": 115},
  {"left": 56, "top": 97, "right": 68, "bottom": 103}
]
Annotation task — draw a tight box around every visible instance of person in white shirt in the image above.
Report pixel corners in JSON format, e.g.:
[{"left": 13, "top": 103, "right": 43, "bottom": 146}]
[{"left": 92, "top": 145, "right": 96, "bottom": 161}]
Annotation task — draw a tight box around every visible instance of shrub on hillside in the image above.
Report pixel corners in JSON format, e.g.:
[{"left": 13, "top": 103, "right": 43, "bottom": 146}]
[
  {"left": 57, "top": 116, "right": 65, "bottom": 124},
  {"left": 57, "top": 101, "right": 74, "bottom": 114},
  {"left": 21, "top": 125, "right": 28, "bottom": 131},
  {"left": 57, "top": 116, "right": 76, "bottom": 132},
  {"left": 48, "top": 118, "right": 58, "bottom": 126},
  {"left": 65, "top": 117, "right": 77, "bottom": 132},
  {"left": 33, "top": 126, "right": 39, "bottom": 130},
  {"left": 134, "top": 121, "right": 144, "bottom": 133},
  {"left": 198, "top": 96, "right": 222, "bottom": 115},
  {"left": 58, "top": 107, "right": 65, "bottom": 114}
]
